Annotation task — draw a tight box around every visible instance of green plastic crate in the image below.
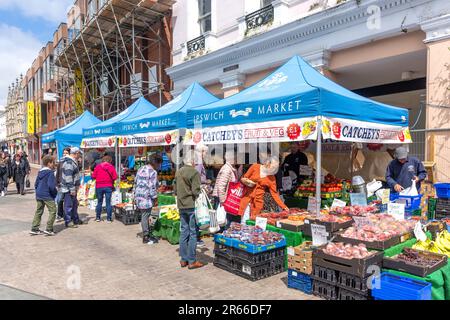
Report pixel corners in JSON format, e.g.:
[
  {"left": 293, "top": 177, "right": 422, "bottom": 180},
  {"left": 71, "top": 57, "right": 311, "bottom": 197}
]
[
  {"left": 428, "top": 197, "right": 437, "bottom": 220},
  {"left": 158, "top": 194, "right": 176, "bottom": 206}
]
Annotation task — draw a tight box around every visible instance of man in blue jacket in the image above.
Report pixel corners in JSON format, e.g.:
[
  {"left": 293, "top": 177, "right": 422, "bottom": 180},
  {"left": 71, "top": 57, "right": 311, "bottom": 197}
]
[
  {"left": 385, "top": 147, "right": 427, "bottom": 193},
  {"left": 30, "top": 155, "right": 58, "bottom": 236}
]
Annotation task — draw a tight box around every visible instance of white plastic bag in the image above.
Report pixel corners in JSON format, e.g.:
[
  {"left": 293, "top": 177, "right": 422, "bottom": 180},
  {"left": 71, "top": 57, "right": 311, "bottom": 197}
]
[
  {"left": 216, "top": 204, "right": 227, "bottom": 226},
  {"left": 400, "top": 180, "right": 418, "bottom": 196},
  {"left": 195, "top": 189, "right": 212, "bottom": 230},
  {"left": 111, "top": 191, "right": 122, "bottom": 206},
  {"left": 241, "top": 204, "right": 251, "bottom": 225}
]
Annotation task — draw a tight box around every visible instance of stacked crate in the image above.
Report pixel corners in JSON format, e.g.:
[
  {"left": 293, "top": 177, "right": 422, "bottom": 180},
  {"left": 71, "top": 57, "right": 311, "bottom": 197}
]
[{"left": 287, "top": 242, "right": 313, "bottom": 294}]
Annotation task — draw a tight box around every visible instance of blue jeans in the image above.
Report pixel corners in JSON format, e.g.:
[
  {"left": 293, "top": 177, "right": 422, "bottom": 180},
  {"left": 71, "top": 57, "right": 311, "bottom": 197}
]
[
  {"left": 96, "top": 187, "right": 113, "bottom": 221},
  {"left": 179, "top": 209, "right": 197, "bottom": 264},
  {"left": 63, "top": 192, "right": 79, "bottom": 225}
]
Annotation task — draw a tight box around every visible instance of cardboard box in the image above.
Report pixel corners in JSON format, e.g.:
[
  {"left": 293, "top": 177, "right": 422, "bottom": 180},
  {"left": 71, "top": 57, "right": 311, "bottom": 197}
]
[
  {"left": 288, "top": 260, "right": 313, "bottom": 275},
  {"left": 287, "top": 242, "right": 314, "bottom": 259}
]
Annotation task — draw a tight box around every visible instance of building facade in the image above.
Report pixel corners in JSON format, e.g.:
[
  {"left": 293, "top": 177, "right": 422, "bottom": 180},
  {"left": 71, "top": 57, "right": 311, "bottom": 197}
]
[
  {"left": 5, "top": 76, "right": 27, "bottom": 155},
  {"left": 167, "top": 0, "right": 450, "bottom": 181}
]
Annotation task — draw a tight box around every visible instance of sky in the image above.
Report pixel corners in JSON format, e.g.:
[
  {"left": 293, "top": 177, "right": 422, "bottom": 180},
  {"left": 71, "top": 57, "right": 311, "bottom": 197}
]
[{"left": 0, "top": 0, "right": 74, "bottom": 110}]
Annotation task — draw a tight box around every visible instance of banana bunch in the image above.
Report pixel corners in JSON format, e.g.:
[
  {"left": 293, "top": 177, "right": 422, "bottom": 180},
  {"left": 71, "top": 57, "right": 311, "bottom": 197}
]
[
  {"left": 413, "top": 230, "right": 450, "bottom": 256},
  {"left": 165, "top": 208, "right": 180, "bottom": 221}
]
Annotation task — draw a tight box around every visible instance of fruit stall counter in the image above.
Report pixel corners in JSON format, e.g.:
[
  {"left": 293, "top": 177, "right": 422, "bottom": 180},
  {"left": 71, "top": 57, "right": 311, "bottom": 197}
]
[{"left": 383, "top": 235, "right": 450, "bottom": 300}]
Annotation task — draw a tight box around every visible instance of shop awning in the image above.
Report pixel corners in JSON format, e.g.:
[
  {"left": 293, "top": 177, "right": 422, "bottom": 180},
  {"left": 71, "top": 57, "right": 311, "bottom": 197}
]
[
  {"left": 185, "top": 56, "right": 411, "bottom": 145},
  {"left": 42, "top": 111, "right": 101, "bottom": 158},
  {"left": 82, "top": 97, "right": 157, "bottom": 139},
  {"left": 115, "top": 83, "right": 219, "bottom": 147}
]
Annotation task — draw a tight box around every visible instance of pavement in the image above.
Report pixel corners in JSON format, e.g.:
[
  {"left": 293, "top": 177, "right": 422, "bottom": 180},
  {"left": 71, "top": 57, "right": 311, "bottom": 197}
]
[{"left": 0, "top": 168, "right": 318, "bottom": 300}]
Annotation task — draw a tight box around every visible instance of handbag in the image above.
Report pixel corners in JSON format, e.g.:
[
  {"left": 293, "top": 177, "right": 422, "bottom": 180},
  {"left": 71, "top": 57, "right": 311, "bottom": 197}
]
[
  {"left": 223, "top": 181, "right": 245, "bottom": 216},
  {"left": 25, "top": 177, "right": 30, "bottom": 188},
  {"left": 195, "top": 189, "right": 213, "bottom": 230}
]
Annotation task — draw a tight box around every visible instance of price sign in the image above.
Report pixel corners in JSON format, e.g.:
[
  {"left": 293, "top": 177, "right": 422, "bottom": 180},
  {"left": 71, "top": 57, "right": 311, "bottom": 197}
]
[
  {"left": 350, "top": 193, "right": 368, "bottom": 206},
  {"left": 381, "top": 189, "right": 390, "bottom": 205},
  {"left": 255, "top": 217, "right": 268, "bottom": 231},
  {"left": 387, "top": 203, "right": 405, "bottom": 221},
  {"left": 282, "top": 176, "right": 293, "bottom": 191},
  {"left": 287, "top": 247, "right": 295, "bottom": 256},
  {"left": 299, "top": 165, "right": 313, "bottom": 176},
  {"left": 353, "top": 216, "right": 372, "bottom": 229},
  {"left": 331, "top": 199, "right": 346, "bottom": 208},
  {"left": 311, "top": 224, "right": 328, "bottom": 246},
  {"left": 307, "top": 196, "right": 318, "bottom": 213},
  {"left": 414, "top": 222, "right": 427, "bottom": 242}
]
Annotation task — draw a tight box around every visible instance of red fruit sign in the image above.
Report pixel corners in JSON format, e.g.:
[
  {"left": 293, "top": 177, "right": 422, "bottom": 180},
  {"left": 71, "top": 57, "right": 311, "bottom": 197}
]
[
  {"left": 123, "top": 137, "right": 128, "bottom": 147},
  {"left": 193, "top": 132, "right": 202, "bottom": 144},
  {"left": 398, "top": 131, "right": 405, "bottom": 142},
  {"left": 165, "top": 133, "right": 172, "bottom": 145},
  {"left": 287, "top": 123, "right": 301, "bottom": 140},
  {"left": 108, "top": 138, "right": 113, "bottom": 147},
  {"left": 332, "top": 122, "right": 342, "bottom": 139}
]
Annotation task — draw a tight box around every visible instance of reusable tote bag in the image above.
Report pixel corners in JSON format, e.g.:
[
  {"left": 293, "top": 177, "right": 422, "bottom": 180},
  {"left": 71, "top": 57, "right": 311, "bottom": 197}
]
[
  {"left": 195, "top": 189, "right": 212, "bottom": 230},
  {"left": 223, "top": 181, "right": 245, "bottom": 216}
]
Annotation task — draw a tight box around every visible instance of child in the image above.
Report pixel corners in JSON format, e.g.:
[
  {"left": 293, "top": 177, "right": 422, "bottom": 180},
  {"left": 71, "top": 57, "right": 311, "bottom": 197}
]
[{"left": 30, "top": 155, "right": 58, "bottom": 236}]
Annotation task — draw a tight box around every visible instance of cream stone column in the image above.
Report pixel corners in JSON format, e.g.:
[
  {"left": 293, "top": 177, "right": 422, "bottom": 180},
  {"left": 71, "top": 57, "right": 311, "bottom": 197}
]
[
  {"left": 219, "top": 71, "right": 246, "bottom": 98},
  {"left": 304, "top": 49, "right": 336, "bottom": 81},
  {"left": 421, "top": 14, "right": 450, "bottom": 181}
]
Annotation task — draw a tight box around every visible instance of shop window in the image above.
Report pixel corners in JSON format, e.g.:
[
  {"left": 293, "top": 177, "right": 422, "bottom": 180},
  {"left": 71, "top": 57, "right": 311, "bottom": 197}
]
[{"left": 198, "top": 0, "right": 211, "bottom": 34}]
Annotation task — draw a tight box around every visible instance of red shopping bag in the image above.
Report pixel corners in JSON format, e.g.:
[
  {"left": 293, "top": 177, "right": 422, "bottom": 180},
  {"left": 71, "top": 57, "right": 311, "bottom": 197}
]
[{"left": 223, "top": 182, "right": 245, "bottom": 216}]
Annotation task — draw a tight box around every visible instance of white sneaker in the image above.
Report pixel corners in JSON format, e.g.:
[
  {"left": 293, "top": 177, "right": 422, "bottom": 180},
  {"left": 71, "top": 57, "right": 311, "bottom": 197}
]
[{"left": 1, "top": 191, "right": 5, "bottom": 197}]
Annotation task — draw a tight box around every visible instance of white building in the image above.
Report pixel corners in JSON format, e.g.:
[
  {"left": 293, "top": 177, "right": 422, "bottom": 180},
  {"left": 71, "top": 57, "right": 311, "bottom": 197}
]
[{"left": 167, "top": 0, "right": 450, "bottom": 181}]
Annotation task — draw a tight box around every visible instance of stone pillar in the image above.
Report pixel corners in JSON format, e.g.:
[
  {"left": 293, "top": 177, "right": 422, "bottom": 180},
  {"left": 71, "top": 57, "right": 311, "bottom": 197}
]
[
  {"left": 421, "top": 14, "right": 450, "bottom": 181},
  {"left": 219, "top": 71, "right": 246, "bottom": 98},
  {"left": 303, "top": 49, "right": 336, "bottom": 80}
]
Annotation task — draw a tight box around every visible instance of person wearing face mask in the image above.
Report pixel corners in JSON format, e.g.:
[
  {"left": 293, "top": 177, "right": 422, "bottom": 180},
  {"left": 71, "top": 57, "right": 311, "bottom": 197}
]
[
  {"left": 386, "top": 146, "right": 427, "bottom": 193},
  {"left": 238, "top": 154, "right": 289, "bottom": 221}
]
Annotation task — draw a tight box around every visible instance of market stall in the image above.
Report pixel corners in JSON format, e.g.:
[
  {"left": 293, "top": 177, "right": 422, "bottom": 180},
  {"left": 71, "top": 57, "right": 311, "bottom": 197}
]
[
  {"left": 41, "top": 111, "right": 101, "bottom": 159},
  {"left": 111, "top": 83, "right": 219, "bottom": 235}
]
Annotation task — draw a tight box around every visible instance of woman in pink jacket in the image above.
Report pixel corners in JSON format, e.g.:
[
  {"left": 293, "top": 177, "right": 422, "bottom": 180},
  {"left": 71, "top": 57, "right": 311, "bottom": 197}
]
[
  {"left": 92, "top": 155, "right": 118, "bottom": 223},
  {"left": 212, "top": 151, "right": 241, "bottom": 228}
]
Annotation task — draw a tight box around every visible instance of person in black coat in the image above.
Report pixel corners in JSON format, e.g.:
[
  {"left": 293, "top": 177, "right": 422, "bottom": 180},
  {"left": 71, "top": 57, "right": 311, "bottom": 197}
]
[
  {"left": 0, "top": 152, "right": 9, "bottom": 197},
  {"left": 11, "top": 153, "right": 30, "bottom": 195}
]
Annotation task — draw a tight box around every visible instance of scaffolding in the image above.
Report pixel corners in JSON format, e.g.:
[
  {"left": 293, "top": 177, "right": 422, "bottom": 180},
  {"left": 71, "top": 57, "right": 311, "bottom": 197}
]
[{"left": 54, "top": 0, "right": 173, "bottom": 125}]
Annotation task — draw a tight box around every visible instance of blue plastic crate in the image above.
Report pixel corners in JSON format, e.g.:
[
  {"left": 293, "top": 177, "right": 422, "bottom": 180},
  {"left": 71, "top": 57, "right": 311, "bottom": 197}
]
[
  {"left": 214, "top": 234, "right": 236, "bottom": 247},
  {"left": 371, "top": 273, "right": 432, "bottom": 300},
  {"left": 288, "top": 274, "right": 313, "bottom": 294},
  {"left": 435, "top": 183, "right": 450, "bottom": 199},
  {"left": 288, "top": 269, "right": 311, "bottom": 281},
  {"left": 234, "top": 238, "right": 286, "bottom": 254},
  {"left": 390, "top": 193, "right": 422, "bottom": 211}
]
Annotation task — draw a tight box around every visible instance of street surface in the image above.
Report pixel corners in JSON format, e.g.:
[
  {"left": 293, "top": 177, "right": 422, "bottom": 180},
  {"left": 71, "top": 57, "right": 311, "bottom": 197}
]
[{"left": 0, "top": 168, "right": 317, "bottom": 300}]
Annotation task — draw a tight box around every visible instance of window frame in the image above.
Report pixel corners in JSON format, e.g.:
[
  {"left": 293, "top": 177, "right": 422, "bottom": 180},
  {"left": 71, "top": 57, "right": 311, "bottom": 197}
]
[{"left": 198, "top": 0, "right": 212, "bottom": 34}]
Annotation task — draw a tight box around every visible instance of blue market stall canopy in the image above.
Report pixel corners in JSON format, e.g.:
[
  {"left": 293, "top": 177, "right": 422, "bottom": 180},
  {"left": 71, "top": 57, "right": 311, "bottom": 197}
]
[
  {"left": 116, "top": 83, "right": 219, "bottom": 147},
  {"left": 82, "top": 97, "right": 157, "bottom": 139},
  {"left": 42, "top": 111, "right": 101, "bottom": 158},
  {"left": 185, "top": 56, "right": 411, "bottom": 145}
]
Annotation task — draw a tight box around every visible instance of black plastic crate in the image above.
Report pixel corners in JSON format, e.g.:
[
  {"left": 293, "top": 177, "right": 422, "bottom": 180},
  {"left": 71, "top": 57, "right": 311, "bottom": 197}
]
[
  {"left": 214, "top": 242, "right": 234, "bottom": 259},
  {"left": 337, "top": 272, "right": 370, "bottom": 294},
  {"left": 232, "top": 246, "right": 285, "bottom": 266},
  {"left": 312, "top": 280, "right": 338, "bottom": 300},
  {"left": 233, "top": 256, "right": 285, "bottom": 281},
  {"left": 311, "top": 265, "right": 339, "bottom": 284},
  {"left": 117, "top": 211, "right": 142, "bottom": 225},
  {"left": 213, "top": 252, "right": 235, "bottom": 270},
  {"left": 338, "top": 287, "right": 371, "bottom": 300}
]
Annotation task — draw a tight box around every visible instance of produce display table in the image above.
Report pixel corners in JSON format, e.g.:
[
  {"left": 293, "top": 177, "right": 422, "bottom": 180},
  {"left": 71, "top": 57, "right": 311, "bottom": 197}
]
[{"left": 383, "top": 237, "right": 450, "bottom": 300}]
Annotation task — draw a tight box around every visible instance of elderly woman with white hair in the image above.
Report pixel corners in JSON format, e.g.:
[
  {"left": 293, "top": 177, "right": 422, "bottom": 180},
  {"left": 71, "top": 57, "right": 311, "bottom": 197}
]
[
  {"left": 175, "top": 150, "right": 204, "bottom": 270},
  {"left": 238, "top": 154, "right": 289, "bottom": 221},
  {"left": 212, "top": 151, "right": 241, "bottom": 228}
]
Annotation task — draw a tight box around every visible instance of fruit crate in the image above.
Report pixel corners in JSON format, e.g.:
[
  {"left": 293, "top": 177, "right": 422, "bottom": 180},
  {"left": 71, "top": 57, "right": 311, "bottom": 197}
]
[
  {"left": 434, "top": 183, "right": 450, "bottom": 199},
  {"left": 382, "top": 250, "right": 448, "bottom": 278},
  {"left": 337, "top": 271, "right": 370, "bottom": 295},
  {"left": 301, "top": 218, "right": 353, "bottom": 238},
  {"left": 333, "top": 231, "right": 413, "bottom": 251},
  {"left": 435, "top": 198, "right": 450, "bottom": 216},
  {"left": 311, "top": 265, "right": 339, "bottom": 284},
  {"left": 287, "top": 270, "right": 313, "bottom": 294},
  {"left": 312, "top": 279, "right": 338, "bottom": 300},
  {"left": 214, "top": 234, "right": 287, "bottom": 254},
  {"left": 371, "top": 272, "right": 432, "bottom": 300},
  {"left": 338, "top": 287, "right": 371, "bottom": 300},
  {"left": 390, "top": 193, "right": 422, "bottom": 211},
  {"left": 214, "top": 241, "right": 285, "bottom": 265},
  {"left": 116, "top": 211, "right": 142, "bottom": 225},
  {"left": 313, "top": 246, "right": 384, "bottom": 278},
  {"left": 233, "top": 256, "right": 286, "bottom": 281},
  {"left": 213, "top": 251, "right": 235, "bottom": 270},
  {"left": 214, "top": 242, "right": 234, "bottom": 259}
]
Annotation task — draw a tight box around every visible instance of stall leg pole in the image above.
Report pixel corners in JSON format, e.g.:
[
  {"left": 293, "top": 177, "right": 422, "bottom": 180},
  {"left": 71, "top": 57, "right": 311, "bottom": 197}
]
[
  {"left": 315, "top": 117, "right": 323, "bottom": 215},
  {"left": 82, "top": 152, "right": 85, "bottom": 184}
]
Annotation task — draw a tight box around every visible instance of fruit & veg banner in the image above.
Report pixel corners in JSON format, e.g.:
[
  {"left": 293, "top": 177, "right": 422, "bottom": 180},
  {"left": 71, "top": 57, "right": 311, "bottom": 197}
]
[
  {"left": 183, "top": 118, "right": 319, "bottom": 145},
  {"left": 81, "top": 137, "right": 116, "bottom": 149},
  {"left": 118, "top": 130, "right": 178, "bottom": 147},
  {"left": 321, "top": 117, "right": 412, "bottom": 144}
]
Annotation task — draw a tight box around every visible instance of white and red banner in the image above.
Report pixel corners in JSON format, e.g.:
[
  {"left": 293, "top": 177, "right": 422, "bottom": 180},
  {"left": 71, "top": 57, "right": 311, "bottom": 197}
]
[
  {"left": 183, "top": 118, "right": 319, "bottom": 145},
  {"left": 81, "top": 137, "right": 116, "bottom": 149},
  {"left": 118, "top": 130, "right": 178, "bottom": 148},
  {"left": 321, "top": 117, "right": 412, "bottom": 144}
]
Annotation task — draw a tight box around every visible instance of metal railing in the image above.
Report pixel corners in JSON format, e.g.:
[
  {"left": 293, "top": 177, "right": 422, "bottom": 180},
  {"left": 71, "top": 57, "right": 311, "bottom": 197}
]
[
  {"left": 187, "top": 35, "right": 206, "bottom": 55},
  {"left": 245, "top": 4, "right": 274, "bottom": 32},
  {"left": 410, "top": 130, "right": 426, "bottom": 161}
]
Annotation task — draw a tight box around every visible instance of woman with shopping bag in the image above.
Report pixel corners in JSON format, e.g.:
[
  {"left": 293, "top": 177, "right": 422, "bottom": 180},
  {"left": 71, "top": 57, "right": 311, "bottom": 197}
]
[
  {"left": 91, "top": 154, "right": 118, "bottom": 223},
  {"left": 238, "top": 154, "right": 289, "bottom": 221},
  {"left": 212, "top": 151, "right": 241, "bottom": 228}
]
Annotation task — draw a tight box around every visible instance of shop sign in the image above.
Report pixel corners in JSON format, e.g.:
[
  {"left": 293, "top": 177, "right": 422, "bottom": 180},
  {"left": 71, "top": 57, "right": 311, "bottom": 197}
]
[
  {"left": 322, "top": 117, "right": 412, "bottom": 144},
  {"left": 81, "top": 137, "right": 116, "bottom": 149},
  {"left": 184, "top": 118, "right": 318, "bottom": 145},
  {"left": 118, "top": 131, "right": 178, "bottom": 147},
  {"left": 387, "top": 203, "right": 405, "bottom": 220},
  {"left": 27, "top": 101, "right": 35, "bottom": 134}
]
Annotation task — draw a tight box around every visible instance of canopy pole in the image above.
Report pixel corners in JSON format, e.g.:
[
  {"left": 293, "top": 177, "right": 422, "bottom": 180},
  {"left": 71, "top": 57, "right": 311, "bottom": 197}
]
[
  {"left": 315, "top": 117, "right": 323, "bottom": 215},
  {"left": 81, "top": 151, "right": 85, "bottom": 184},
  {"left": 117, "top": 144, "right": 121, "bottom": 191}
]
